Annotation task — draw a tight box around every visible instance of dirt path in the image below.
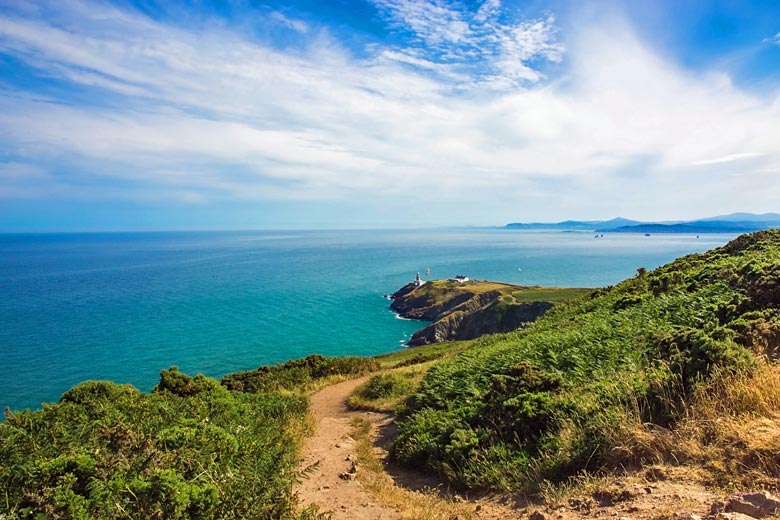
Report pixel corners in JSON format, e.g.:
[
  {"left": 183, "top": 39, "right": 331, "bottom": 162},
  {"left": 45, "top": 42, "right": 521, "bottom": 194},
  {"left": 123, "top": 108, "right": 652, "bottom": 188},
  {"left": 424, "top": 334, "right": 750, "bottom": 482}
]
[
  {"left": 295, "top": 377, "right": 730, "bottom": 520},
  {"left": 296, "top": 376, "right": 403, "bottom": 519}
]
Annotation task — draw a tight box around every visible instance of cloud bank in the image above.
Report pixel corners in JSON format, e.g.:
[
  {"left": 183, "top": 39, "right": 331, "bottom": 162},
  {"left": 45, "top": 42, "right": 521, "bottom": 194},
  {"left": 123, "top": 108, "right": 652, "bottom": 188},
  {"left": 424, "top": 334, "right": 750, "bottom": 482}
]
[{"left": 0, "top": 0, "right": 779, "bottom": 227}]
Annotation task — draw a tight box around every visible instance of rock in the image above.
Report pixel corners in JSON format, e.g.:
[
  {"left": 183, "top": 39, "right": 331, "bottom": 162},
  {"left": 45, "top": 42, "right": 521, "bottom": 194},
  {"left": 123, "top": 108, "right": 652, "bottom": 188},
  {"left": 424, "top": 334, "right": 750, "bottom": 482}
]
[
  {"left": 530, "top": 511, "right": 546, "bottom": 520},
  {"left": 671, "top": 513, "right": 701, "bottom": 520},
  {"left": 338, "top": 471, "right": 356, "bottom": 481},
  {"left": 711, "top": 501, "right": 726, "bottom": 515},
  {"left": 718, "top": 513, "right": 760, "bottom": 520},
  {"left": 726, "top": 491, "right": 780, "bottom": 518}
]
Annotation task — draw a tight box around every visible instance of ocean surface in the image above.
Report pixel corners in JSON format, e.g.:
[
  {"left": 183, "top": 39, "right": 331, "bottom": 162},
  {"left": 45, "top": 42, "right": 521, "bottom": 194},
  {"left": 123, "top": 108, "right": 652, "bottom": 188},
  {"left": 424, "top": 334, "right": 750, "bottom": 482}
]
[{"left": 1, "top": 229, "right": 737, "bottom": 411}]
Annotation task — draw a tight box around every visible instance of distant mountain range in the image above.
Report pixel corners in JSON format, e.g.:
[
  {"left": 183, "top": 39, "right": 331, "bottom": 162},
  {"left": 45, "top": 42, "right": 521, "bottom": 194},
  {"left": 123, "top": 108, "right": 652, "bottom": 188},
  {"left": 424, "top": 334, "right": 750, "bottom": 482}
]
[{"left": 505, "top": 213, "right": 780, "bottom": 233}]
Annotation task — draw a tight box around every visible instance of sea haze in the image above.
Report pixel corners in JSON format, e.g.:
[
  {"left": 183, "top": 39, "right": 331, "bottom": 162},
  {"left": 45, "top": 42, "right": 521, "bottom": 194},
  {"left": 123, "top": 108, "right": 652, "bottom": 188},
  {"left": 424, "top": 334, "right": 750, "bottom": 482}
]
[{"left": 1, "top": 229, "right": 736, "bottom": 411}]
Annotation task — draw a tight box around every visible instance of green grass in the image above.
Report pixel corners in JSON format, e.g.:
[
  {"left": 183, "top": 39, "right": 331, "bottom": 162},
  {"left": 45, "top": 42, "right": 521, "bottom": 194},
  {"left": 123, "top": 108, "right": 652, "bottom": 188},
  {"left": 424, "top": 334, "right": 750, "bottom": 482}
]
[
  {"left": 509, "top": 287, "right": 593, "bottom": 304},
  {"left": 405, "top": 280, "right": 589, "bottom": 308},
  {"left": 374, "top": 340, "right": 475, "bottom": 368},
  {"left": 391, "top": 230, "right": 780, "bottom": 492},
  {"left": 347, "top": 371, "right": 422, "bottom": 412}
]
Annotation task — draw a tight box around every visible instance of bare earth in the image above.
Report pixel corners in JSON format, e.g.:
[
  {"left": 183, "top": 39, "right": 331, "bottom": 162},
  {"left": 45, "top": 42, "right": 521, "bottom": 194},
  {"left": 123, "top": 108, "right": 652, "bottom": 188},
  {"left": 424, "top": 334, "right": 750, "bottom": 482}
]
[
  {"left": 296, "top": 377, "right": 732, "bottom": 520},
  {"left": 296, "top": 376, "right": 403, "bottom": 519}
]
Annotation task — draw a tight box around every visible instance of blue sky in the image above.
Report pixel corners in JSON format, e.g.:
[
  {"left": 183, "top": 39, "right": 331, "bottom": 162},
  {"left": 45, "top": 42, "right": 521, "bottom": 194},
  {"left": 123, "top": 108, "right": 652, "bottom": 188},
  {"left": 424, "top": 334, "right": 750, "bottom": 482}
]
[{"left": 1, "top": 0, "right": 779, "bottom": 230}]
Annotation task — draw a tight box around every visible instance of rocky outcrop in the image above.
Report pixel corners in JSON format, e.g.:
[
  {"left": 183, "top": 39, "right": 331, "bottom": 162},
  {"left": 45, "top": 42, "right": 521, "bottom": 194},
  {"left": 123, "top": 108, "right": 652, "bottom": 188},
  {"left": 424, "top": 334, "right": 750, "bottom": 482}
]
[{"left": 390, "top": 280, "right": 555, "bottom": 346}]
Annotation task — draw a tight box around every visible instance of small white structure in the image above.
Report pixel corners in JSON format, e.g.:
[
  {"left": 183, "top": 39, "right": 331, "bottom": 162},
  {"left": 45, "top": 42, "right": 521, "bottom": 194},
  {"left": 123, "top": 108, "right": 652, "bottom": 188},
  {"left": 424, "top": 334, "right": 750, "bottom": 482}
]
[
  {"left": 449, "top": 275, "right": 469, "bottom": 284},
  {"left": 414, "top": 272, "right": 425, "bottom": 287}
]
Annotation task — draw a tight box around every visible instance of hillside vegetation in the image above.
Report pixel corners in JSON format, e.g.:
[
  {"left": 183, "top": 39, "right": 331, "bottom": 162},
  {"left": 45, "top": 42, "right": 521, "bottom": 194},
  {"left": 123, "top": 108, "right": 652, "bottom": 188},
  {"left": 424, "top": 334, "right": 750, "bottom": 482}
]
[
  {"left": 0, "top": 356, "right": 377, "bottom": 519},
  {"left": 392, "top": 230, "right": 780, "bottom": 491}
]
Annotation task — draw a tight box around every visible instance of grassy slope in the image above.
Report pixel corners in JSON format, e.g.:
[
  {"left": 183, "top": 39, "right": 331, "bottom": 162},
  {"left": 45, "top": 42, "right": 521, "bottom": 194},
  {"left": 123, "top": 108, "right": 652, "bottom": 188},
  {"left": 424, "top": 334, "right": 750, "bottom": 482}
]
[
  {"left": 391, "top": 230, "right": 780, "bottom": 491},
  {"left": 399, "top": 279, "right": 589, "bottom": 309}
]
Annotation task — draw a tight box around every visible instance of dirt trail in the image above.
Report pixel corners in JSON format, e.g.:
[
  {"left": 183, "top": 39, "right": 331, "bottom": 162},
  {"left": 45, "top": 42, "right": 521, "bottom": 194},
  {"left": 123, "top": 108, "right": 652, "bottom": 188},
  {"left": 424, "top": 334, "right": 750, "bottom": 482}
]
[
  {"left": 295, "top": 376, "right": 402, "bottom": 519},
  {"left": 295, "top": 377, "right": 729, "bottom": 520}
]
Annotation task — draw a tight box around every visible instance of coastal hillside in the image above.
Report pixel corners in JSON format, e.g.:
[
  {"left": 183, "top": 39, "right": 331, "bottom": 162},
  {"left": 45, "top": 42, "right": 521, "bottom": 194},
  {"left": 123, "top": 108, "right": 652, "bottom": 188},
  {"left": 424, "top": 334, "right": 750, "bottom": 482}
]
[
  {"left": 392, "top": 230, "right": 780, "bottom": 491},
  {"left": 390, "top": 279, "right": 590, "bottom": 346}
]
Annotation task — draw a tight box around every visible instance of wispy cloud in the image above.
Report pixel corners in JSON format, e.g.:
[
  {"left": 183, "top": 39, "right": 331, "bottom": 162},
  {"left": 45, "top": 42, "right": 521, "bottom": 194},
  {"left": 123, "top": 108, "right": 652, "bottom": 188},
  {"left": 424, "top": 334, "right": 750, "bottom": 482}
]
[
  {"left": 763, "top": 32, "right": 780, "bottom": 46},
  {"left": 269, "top": 11, "right": 309, "bottom": 34},
  {"left": 0, "top": 1, "right": 779, "bottom": 225},
  {"left": 370, "top": 0, "right": 564, "bottom": 88},
  {"left": 691, "top": 152, "right": 765, "bottom": 166}
]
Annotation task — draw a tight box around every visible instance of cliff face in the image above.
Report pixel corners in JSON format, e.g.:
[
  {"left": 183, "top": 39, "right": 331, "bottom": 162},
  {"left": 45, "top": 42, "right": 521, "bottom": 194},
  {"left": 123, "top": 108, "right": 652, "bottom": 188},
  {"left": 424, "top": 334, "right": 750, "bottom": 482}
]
[{"left": 390, "top": 280, "right": 556, "bottom": 346}]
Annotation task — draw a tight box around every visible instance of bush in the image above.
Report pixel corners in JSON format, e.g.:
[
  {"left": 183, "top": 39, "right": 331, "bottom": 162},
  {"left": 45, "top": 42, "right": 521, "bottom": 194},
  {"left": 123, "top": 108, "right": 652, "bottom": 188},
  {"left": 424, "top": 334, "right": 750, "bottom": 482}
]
[
  {"left": 221, "top": 354, "right": 380, "bottom": 393},
  {"left": 355, "top": 373, "right": 414, "bottom": 401},
  {"left": 0, "top": 370, "right": 309, "bottom": 519}
]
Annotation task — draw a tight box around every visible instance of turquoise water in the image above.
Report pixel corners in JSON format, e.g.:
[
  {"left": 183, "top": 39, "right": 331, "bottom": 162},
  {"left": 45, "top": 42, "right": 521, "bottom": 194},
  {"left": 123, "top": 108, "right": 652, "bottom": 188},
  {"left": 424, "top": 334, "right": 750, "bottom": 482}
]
[{"left": 1, "top": 229, "right": 736, "bottom": 411}]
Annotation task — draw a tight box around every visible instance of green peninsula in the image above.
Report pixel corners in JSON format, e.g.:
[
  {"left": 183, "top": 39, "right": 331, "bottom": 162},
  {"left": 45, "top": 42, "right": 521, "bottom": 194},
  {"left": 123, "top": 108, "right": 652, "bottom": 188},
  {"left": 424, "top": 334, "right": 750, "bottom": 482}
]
[{"left": 390, "top": 279, "right": 591, "bottom": 346}]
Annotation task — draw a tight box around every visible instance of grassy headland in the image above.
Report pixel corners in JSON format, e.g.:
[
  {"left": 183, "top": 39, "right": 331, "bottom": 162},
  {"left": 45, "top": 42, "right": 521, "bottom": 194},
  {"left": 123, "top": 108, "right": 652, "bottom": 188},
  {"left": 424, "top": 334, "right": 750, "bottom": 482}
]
[{"left": 390, "top": 279, "right": 590, "bottom": 346}]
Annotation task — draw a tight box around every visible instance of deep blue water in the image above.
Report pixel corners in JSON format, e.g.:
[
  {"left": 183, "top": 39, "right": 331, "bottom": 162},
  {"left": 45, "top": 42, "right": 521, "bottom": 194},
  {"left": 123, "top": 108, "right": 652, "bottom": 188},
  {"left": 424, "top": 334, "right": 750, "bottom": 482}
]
[{"left": 0, "top": 229, "right": 736, "bottom": 411}]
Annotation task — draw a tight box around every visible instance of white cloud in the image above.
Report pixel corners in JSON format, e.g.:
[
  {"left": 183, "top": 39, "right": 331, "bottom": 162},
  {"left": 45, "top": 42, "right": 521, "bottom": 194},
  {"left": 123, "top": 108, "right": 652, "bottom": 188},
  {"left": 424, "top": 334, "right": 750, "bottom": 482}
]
[
  {"left": 370, "top": 0, "right": 563, "bottom": 88},
  {"left": 691, "top": 152, "right": 765, "bottom": 166},
  {"left": 763, "top": 32, "right": 780, "bottom": 46},
  {"left": 269, "top": 11, "right": 309, "bottom": 34},
  {"left": 0, "top": 1, "right": 779, "bottom": 224}
]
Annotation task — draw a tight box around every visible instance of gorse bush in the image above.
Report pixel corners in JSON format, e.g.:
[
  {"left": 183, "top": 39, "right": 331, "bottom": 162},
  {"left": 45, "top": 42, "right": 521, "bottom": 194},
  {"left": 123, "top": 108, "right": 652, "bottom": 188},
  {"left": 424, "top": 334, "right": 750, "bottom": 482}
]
[
  {"left": 392, "top": 230, "right": 780, "bottom": 491},
  {"left": 0, "top": 368, "right": 312, "bottom": 519},
  {"left": 355, "top": 373, "right": 415, "bottom": 401},
  {"left": 221, "top": 354, "right": 380, "bottom": 393}
]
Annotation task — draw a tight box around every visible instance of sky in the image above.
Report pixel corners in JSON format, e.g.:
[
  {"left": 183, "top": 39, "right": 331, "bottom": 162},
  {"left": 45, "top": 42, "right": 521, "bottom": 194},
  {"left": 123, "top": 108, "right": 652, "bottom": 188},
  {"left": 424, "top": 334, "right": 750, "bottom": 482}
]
[{"left": 0, "top": 0, "right": 779, "bottom": 231}]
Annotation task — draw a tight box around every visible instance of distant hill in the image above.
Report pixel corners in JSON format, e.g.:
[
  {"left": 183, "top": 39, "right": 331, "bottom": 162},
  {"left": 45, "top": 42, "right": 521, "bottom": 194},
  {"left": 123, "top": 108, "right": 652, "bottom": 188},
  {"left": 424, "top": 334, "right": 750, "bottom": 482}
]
[
  {"left": 505, "top": 217, "right": 641, "bottom": 230},
  {"left": 505, "top": 213, "right": 780, "bottom": 233},
  {"left": 700, "top": 212, "right": 780, "bottom": 222},
  {"left": 606, "top": 219, "right": 780, "bottom": 234}
]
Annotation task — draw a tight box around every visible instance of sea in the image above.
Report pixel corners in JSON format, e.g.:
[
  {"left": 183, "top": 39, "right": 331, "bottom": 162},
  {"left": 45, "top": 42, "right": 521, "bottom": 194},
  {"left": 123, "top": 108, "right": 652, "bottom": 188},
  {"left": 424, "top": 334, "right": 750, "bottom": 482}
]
[{"left": 0, "top": 228, "right": 737, "bottom": 411}]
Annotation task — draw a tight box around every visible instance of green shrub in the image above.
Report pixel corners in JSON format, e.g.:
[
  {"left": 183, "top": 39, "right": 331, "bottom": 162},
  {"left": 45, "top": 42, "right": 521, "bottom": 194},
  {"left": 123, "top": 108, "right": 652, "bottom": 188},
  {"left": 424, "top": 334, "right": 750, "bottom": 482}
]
[
  {"left": 221, "top": 354, "right": 380, "bottom": 393},
  {"left": 355, "top": 373, "right": 414, "bottom": 401},
  {"left": 0, "top": 370, "right": 309, "bottom": 519}
]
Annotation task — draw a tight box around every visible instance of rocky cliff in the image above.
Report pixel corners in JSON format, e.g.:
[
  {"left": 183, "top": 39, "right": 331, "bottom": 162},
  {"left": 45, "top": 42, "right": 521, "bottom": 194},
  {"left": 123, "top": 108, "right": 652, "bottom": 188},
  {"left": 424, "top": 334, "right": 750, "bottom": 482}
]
[{"left": 390, "top": 279, "right": 562, "bottom": 346}]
